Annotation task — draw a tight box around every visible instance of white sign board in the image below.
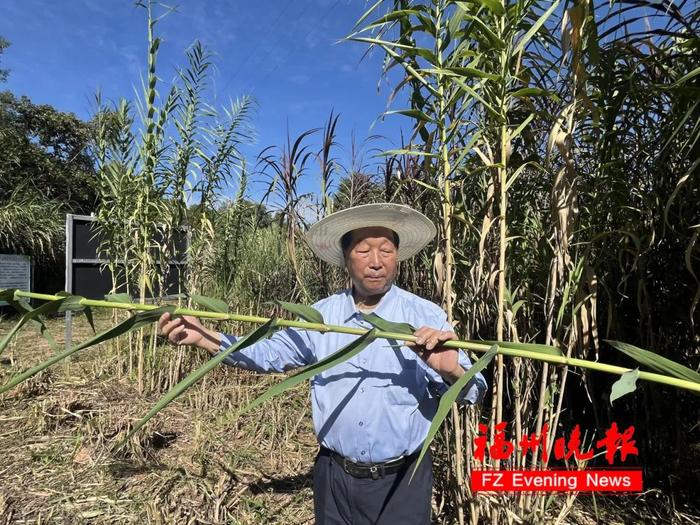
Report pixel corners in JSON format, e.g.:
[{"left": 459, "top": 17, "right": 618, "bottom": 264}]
[{"left": 0, "top": 254, "right": 31, "bottom": 305}]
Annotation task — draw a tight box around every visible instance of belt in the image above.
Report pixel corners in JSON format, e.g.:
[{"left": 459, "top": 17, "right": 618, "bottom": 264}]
[{"left": 320, "top": 446, "right": 418, "bottom": 480}]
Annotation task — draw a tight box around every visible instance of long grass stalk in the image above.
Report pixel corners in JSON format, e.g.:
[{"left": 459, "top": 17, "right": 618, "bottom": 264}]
[{"left": 7, "top": 289, "right": 700, "bottom": 394}]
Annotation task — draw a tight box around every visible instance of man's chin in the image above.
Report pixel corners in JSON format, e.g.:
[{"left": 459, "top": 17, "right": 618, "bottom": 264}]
[{"left": 363, "top": 280, "right": 389, "bottom": 294}]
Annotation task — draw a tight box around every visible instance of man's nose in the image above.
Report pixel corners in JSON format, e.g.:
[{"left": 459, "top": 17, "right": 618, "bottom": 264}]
[{"left": 368, "top": 250, "right": 382, "bottom": 268}]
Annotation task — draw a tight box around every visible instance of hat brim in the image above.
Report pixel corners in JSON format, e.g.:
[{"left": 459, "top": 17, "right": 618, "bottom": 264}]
[{"left": 305, "top": 203, "right": 437, "bottom": 267}]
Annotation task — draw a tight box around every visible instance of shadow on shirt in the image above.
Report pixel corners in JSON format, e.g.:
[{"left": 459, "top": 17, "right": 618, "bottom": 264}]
[{"left": 313, "top": 355, "right": 438, "bottom": 443}]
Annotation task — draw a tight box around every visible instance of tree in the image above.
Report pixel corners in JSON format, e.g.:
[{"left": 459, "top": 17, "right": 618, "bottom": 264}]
[
  {"left": 0, "top": 39, "right": 98, "bottom": 291},
  {"left": 0, "top": 92, "right": 98, "bottom": 213},
  {"left": 0, "top": 36, "right": 9, "bottom": 83},
  {"left": 333, "top": 172, "right": 383, "bottom": 210}
]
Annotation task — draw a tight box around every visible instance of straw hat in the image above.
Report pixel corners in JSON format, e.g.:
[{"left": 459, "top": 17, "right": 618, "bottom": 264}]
[{"left": 305, "top": 203, "right": 437, "bottom": 267}]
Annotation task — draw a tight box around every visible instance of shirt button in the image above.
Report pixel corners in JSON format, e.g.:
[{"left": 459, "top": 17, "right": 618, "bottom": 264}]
[
  {"left": 362, "top": 359, "right": 367, "bottom": 364},
  {"left": 361, "top": 450, "right": 366, "bottom": 456},
  {"left": 360, "top": 388, "right": 365, "bottom": 393},
  {"left": 358, "top": 421, "right": 364, "bottom": 427}
]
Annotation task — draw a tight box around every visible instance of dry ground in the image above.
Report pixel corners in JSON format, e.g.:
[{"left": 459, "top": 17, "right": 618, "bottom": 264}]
[
  {"left": 0, "top": 311, "right": 697, "bottom": 524},
  {"left": 0, "top": 310, "right": 317, "bottom": 524}
]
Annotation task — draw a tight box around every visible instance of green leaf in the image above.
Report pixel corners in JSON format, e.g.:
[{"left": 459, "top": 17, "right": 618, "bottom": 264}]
[
  {"left": 0, "top": 306, "right": 176, "bottom": 394},
  {"left": 0, "top": 289, "right": 18, "bottom": 306},
  {"left": 459, "top": 0, "right": 504, "bottom": 16},
  {"left": 482, "top": 339, "right": 563, "bottom": 357},
  {"left": 428, "top": 66, "right": 499, "bottom": 81},
  {"left": 272, "top": 301, "right": 325, "bottom": 324},
  {"left": 83, "top": 307, "right": 96, "bottom": 334},
  {"left": 379, "top": 149, "right": 438, "bottom": 158},
  {"left": 410, "top": 179, "right": 441, "bottom": 193},
  {"left": 105, "top": 293, "right": 133, "bottom": 304},
  {"left": 0, "top": 297, "right": 68, "bottom": 356},
  {"left": 56, "top": 293, "right": 86, "bottom": 313},
  {"left": 343, "top": 35, "right": 436, "bottom": 62},
  {"left": 344, "top": 36, "right": 439, "bottom": 97},
  {"left": 513, "top": 0, "right": 560, "bottom": 55},
  {"left": 361, "top": 313, "right": 415, "bottom": 335},
  {"left": 671, "top": 66, "right": 700, "bottom": 87},
  {"left": 362, "top": 9, "right": 423, "bottom": 30},
  {"left": 411, "top": 345, "right": 498, "bottom": 481},
  {"left": 511, "top": 300, "right": 526, "bottom": 319},
  {"left": 384, "top": 109, "right": 436, "bottom": 124},
  {"left": 0, "top": 290, "right": 35, "bottom": 322},
  {"left": 510, "top": 114, "right": 535, "bottom": 140},
  {"left": 118, "top": 319, "right": 279, "bottom": 447},
  {"left": 0, "top": 290, "right": 57, "bottom": 350},
  {"left": 0, "top": 317, "right": 27, "bottom": 357},
  {"left": 510, "top": 87, "right": 553, "bottom": 99},
  {"left": 37, "top": 322, "right": 58, "bottom": 352},
  {"left": 190, "top": 293, "right": 229, "bottom": 314},
  {"left": 238, "top": 329, "right": 378, "bottom": 416},
  {"left": 506, "top": 161, "right": 545, "bottom": 191},
  {"left": 57, "top": 293, "right": 96, "bottom": 334},
  {"left": 606, "top": 340, "right": 700, "bottom": 384},
  {"left": 610, "top": 368, "right": 639, "bottom": 405},
  {"left": 351, "top": 0, "right": 390, "bottom": 31},
  {"left": 451, "top": 77, "right": 502, "bottom": 119}
]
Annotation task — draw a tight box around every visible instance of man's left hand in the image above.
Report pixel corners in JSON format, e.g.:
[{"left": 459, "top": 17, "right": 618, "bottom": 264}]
[{"left": 409, "top": 327, "right": 464, "bottom": 384}]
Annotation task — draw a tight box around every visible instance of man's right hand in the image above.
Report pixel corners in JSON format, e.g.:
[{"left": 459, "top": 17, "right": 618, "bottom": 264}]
[{"left": 158, "top": 312, "right": 222, "bottom": 355}]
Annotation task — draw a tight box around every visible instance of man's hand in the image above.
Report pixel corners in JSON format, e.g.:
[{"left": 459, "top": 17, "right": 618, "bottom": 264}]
[
  {"left": 409, "top": 327, "right": 464, "bottom": 384},
  {"left": 158, "top": 312, "right": 222, "bottom": 355}
]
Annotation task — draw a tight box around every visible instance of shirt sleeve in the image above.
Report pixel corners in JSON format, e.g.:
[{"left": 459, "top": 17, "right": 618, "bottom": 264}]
[
  {"left": 217, "top": 327, "right": 315, "bottom": 373},
  {"left": 417, "top": 311, "right": 488, "bottom": 406}
]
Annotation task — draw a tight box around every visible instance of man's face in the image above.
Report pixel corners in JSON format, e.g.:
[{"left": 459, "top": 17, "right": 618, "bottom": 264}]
[{"left": 344, "top": 226, "right": 398, "bottom": 297}]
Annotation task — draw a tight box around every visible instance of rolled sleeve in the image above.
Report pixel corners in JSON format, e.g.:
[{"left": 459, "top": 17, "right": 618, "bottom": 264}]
[
  {"left": 420, "top": 310, "right": 488, "bottom": 406},
  {"left": 421, "top": 350, "right": 488, "bottom": 406},
  {"left": 453, "top": 351, "right": 488, "bottom": 405}
]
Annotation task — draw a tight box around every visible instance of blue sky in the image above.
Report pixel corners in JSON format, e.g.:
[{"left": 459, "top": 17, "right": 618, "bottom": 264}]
[{"left": 1, "top": 0, "right": 409, "bottom": 202}]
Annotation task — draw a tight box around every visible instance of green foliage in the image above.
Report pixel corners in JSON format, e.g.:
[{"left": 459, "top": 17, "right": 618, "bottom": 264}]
[
  {"left": 412, "top": 344, "right": 499, "bottom": 480},
  {"left": 0, "top": 295, "right": 69, "bottom": 355},
  {"left": 0, "top": 303, "right": 175, "bottom": 394},
  {"left": 361, "top": 312, "right": 415, "bottom": 334},
  {"left": 0, "top": 92, "right": 97, "bottom": 210},
  {"left": 190, "top": 293, "right": 229, "bottom": 314},
  {"left": 105, "top": 293, "right": 133, "bottom": 304},
  {"left": 333, "top": 172, "right": 385, "bottom": 210},
  {"left": 346, "top": 2, "right": 699, "bottom": 515},
  {"left": 0, "top": 289, "right": 56, "bottom": 352},
  {"left": 481, "top": 340, "right": 563, "bottom": 357},
  {"left": 0, "top": 187, "right": 63, "bottom": 262},
  {"left": 607, "top": 340, "right": 700, "bottom": 384},
  {"left": 121, "top": 318, "right": 279, "bottom": 447},
  {"left": 610, "top": 368, "right": 639, "bottom": 405},
  {"left": 0, "top": 36, "right": 9, "bottom": 83},
  {"left": 2, "top": 1, "right": 699, "bottom": 518},
  {"left": 238, "top": 328, "right": 378, "bottom": 416},
  {"left": 258, "top": 127, "right": 318, "bottom": 301},
  {"left": 92, "top": 1, "right": 254, "bottom": 301},
  {"left": 200, "top": 217, "right": 293, "bottom": 307},
  {"left": 0, "top": 91, "right": 97, "bottom": 265},
  {"left": 272, "top": 301, "right": 325, "bottom": 324}
]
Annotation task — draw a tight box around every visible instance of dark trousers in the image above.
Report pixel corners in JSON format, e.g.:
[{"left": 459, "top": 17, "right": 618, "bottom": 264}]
[{"left": 313, "top": 448, "right": 433, "bottom": 525}]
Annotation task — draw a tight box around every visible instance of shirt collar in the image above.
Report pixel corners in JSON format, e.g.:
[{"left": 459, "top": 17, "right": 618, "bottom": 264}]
[{"left": 343, "top": 283, "right": 398, "bottom": 323}]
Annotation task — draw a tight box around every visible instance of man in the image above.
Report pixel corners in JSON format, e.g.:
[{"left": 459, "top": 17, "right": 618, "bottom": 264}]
[{"left": 159, "top": 203, "right": 487, "bottom": 524}]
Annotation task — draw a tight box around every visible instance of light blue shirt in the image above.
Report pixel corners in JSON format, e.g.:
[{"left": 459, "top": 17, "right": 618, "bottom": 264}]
[{"left": 218, "top": 284, "right": 488, "bottom": 463}]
